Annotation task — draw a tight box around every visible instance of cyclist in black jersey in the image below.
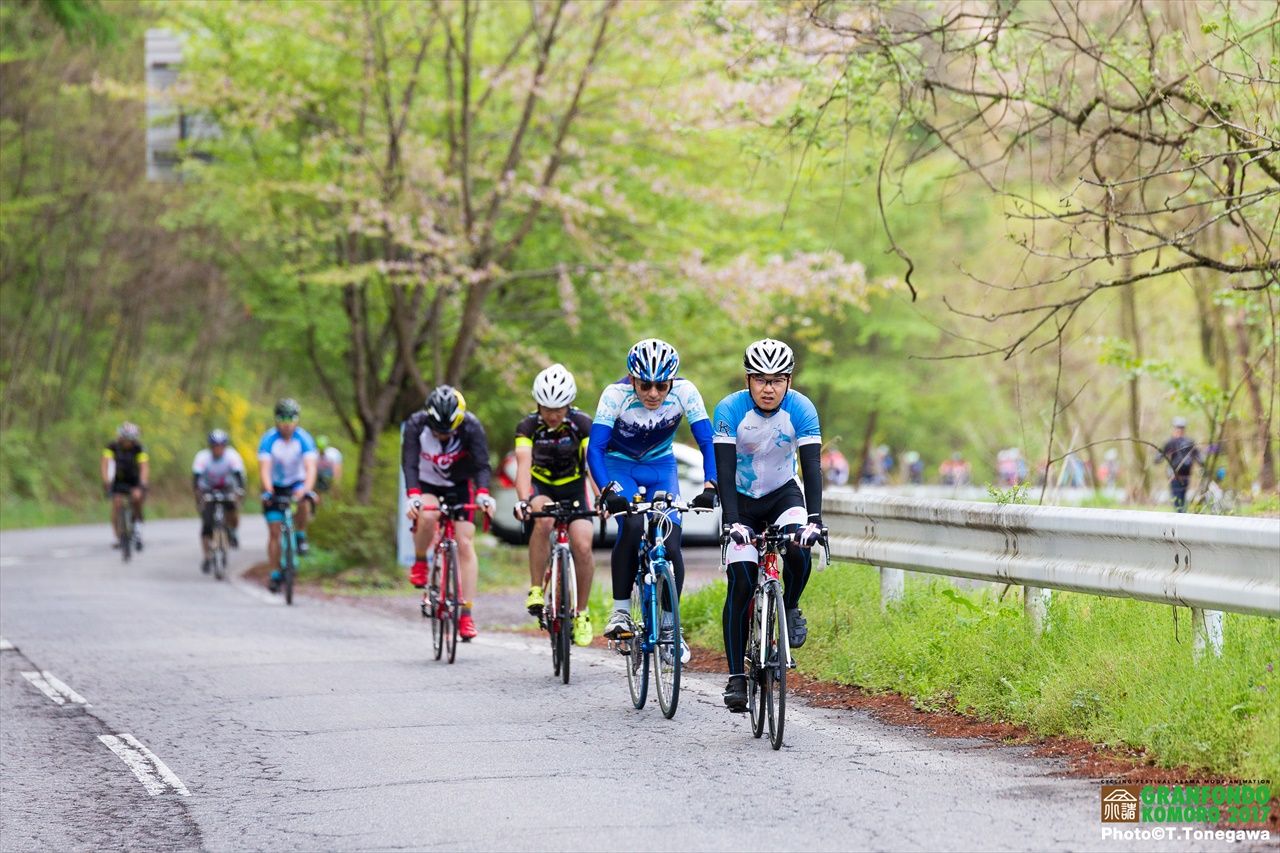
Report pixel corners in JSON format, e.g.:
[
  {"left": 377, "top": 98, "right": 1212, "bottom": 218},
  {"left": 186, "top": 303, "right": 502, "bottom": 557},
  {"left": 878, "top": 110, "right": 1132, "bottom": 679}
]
[
  {"left": 101, "top": 422, "right": 150, "bottom": 549},
  {"left": 512, "top": 364, "right": 598, "bottom": 646}
]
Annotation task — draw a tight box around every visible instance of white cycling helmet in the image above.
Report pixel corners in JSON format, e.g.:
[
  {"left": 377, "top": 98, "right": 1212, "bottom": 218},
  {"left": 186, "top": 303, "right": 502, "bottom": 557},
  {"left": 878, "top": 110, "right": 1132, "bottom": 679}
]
[
  {"left": 743, "top": 338, "right": 795, "bottom": 375},
  {"left": 627, "top": 338, "right": 680, "bottom": 382},
  {"left": 532, "top": 363, "right": 577, "bottom": 408}
]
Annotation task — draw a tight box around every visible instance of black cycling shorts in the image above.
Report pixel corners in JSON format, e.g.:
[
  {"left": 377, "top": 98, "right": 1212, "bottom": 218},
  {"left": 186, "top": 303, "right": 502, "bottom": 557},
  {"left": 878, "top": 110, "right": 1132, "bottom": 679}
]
[
  {"left": 736, "top": 480, "right": 807, "bottom": 535},
  {"left": 110, "top": 480, "right": 143, "bottom": 496},
  {"left": 532, "top": 478, "right": 589, "bottom": 507},
  {"left": 418, "top": 480, "right": 479, "bottom": 524}
]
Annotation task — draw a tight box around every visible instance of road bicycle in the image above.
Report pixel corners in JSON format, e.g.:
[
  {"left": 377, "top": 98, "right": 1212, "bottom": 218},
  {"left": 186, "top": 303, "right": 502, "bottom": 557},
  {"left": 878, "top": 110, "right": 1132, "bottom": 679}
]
[
  {"left": 526, "top": 500, "right": 599, "bottom": 684},
  {"left": 606, "top": 489, "right": 712, "bottom": 719},
  {"left": 417, "top": 502, "right": 483, "bottom": 664},
  {"left": 201, "top": 490, "right": 237, "bottom": 581},
  {"left": 722, "top": 523, "right": 827, "bottom": 750},
  {"left": 110, "top": 493, "right": 140, "bottom": 563},
  {"left": 268, "top": 496, "right": 300, "bottom": 605}
]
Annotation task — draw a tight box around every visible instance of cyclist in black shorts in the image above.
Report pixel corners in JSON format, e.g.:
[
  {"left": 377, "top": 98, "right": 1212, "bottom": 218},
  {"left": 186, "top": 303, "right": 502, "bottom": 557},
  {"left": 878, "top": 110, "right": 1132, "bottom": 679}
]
[
  {"left": 402, "top": 385, "right": 496, "bottom": 641},
  {"left": 101, "top": 422, "right": 150, "bottom": 549},
  {"left": 512, "top": 364, "right": 598, "bottom": 646}
]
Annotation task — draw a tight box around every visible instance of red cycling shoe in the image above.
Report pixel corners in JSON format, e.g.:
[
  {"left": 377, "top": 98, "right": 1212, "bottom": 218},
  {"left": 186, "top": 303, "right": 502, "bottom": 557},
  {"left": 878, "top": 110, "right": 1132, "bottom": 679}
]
[
  {"left": 409, "top": 560, "right": 427, "bottom": 588},
  {"left": 458, "top": 614, "right": 477, "bottom": 641}
]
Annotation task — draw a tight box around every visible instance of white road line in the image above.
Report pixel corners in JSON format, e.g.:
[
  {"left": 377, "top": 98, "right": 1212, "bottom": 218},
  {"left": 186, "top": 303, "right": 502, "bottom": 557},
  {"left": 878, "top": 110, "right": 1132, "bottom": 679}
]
[
  {"left": 20, "top": 671, "right": 90, "bottom": 707},
  {"left": 0, "top": 637, "right": 15, "bottom": 651},
  {"left": 98, "top": 734, "right": 190, "bottom": 797},
  {"left": 230, "top": 576, "right": 284, "bottom": 606}
]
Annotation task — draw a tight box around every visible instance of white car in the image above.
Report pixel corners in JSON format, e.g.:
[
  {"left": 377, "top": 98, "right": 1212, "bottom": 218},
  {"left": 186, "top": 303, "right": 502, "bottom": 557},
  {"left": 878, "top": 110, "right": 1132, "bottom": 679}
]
[{"left": 491, "top": 442, "right": 722, "bottom": 545}]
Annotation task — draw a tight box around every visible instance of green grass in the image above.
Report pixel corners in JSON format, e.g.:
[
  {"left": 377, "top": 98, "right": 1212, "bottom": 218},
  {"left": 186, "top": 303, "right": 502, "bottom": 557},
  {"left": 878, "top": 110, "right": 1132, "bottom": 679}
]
[{"left": 681, "top": 563, "right": 1280, "bottom": 782}]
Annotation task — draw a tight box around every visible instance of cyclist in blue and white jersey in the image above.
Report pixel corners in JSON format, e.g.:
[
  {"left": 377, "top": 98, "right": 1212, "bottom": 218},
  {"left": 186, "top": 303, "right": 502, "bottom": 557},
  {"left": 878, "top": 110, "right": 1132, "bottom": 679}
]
[
  {"left": 589, "top": 339, "right": 719, "bottom": 662},
  {"left": 712, "top": 339, "right": 825, "bottom": 713},
  {"left": 257, "top": 398, "right": 319, "bottom": 592}
]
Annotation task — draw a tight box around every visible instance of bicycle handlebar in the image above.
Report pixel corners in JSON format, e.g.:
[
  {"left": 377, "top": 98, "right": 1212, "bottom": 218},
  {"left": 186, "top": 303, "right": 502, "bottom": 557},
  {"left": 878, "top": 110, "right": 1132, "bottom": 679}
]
[{"left": 526, "top": 501, "right": 599, "bottom": 523}]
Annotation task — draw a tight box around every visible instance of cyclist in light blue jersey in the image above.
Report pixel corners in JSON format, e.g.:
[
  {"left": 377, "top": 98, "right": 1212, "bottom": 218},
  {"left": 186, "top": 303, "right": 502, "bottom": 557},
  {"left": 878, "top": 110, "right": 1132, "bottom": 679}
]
[
  {"left": 712, "top": 339, "right": 825, "bottom": 713},
  {"left": 589, "top": 339, "right": 718, "bottom": 661},
  {"left": 257, "top": 398, "right": 319, "bottom": 592}
]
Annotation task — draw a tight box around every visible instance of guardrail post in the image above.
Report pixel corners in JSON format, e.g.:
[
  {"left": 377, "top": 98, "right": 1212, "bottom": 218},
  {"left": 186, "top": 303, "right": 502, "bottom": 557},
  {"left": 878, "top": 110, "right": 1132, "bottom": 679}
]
[
  {"left": 1192, "top": 608, "right": 1224, "bottom": 660},
  {"left": 879, "top": 567, "right": 904, "bottom": 611},
  {"left": 1024, "top": 586, "right": 1049, "bottom": 635}
]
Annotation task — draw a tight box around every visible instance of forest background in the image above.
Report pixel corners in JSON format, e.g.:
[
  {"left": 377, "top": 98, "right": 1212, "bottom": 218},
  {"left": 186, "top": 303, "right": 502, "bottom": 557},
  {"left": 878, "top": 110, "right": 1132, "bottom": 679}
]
[{"left": 2, "top": 0, "right": 1276, "bottom": 529}]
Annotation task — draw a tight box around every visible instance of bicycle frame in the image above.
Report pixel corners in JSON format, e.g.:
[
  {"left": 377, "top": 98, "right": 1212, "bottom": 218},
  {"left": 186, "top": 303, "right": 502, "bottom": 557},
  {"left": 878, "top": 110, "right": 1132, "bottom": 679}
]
[{"left": 753, "top": 531, "right": 794, "bottom": 671}]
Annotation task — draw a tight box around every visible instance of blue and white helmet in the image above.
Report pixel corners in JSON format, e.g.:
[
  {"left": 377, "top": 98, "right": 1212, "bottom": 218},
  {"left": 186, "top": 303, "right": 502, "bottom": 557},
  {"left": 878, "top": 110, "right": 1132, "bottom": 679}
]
[{"left": 627, "top": 338, "right": 679, "bottom": 382}]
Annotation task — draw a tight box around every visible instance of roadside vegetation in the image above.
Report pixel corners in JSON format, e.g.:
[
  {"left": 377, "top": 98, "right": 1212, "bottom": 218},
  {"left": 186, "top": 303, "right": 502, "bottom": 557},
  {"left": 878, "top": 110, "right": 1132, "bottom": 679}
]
[{"left": 682, "top": 564, "right": 1280, "bottom": 783}]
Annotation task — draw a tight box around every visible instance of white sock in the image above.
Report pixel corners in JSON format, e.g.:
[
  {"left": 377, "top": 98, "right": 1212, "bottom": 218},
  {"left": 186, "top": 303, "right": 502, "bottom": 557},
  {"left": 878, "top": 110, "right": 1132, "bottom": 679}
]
[
  {"left": 662, "top": 612, "right": 674, "bottom": 629},
  {"left": 613, "top": 599, "right": 629, "bottom": 613}
]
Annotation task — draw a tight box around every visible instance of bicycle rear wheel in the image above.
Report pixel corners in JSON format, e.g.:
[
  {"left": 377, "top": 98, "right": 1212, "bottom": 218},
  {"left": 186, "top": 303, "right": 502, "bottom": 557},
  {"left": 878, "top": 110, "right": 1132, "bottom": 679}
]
[
  {"left": 430, "top": 557, "right": 444, "bottom": 661},
  {"left": 625, "top": 579, "right": 649, "bottom": 709},
  {"left": 747, "top": 594, "right": 765, "bottom": 739},
  {"left": 282, "top": 527, "right": 296, "bottom": 606},
  {"left": 764, "top": 581, "right": 787, "bottom": 750},
  {"left": 653, "top": 562, "right": 681, "bottom": 719},
  {"left": 557, "top": 550, "right": 572, "bottom": 685},
  {"left": 444, "top": 545, "right": 460, "bottom": 664}
]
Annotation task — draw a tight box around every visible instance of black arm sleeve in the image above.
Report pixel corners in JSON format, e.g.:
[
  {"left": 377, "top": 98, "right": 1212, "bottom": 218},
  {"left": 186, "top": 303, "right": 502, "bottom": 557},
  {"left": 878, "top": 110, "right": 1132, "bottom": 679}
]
[
  {"left": 401, "top": 416, "right": 421, "bottom": 492},
  {"left": 192, "top": 473, "right": 201, "bottom": 491},
  {"left": 799, "top": 443, "right": 823, "bottom": 520},
  {"left": 713, "top": 443, "right": 741, "bottom": 527},
  {"left": 467, "top": 417, "right": 492, "bottom": 491}
]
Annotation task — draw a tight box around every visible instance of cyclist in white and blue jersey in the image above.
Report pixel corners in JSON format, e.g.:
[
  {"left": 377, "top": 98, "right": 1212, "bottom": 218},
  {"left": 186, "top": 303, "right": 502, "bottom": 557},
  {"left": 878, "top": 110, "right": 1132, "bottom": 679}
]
[
  {"left": 256, "top": 398, "right": 319, "bottom": 592},
  {"left": 589, "top": 339, "right": 718, "bottom": 659},
  {"left": 712, "top": 339, "right": 825, "bottom": 713}
]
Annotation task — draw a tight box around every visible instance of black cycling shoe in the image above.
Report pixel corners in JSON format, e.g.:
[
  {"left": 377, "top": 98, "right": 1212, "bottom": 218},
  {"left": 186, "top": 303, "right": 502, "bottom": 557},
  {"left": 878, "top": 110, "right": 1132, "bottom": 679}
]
[
  {"left": 296, "top": 537, "right": 310, "bottom": 556},
  {"left": 228, "top": 530, "right": 239, "bottom": 549},
  {"left": 723, "top": 675, "right": 748, "bottom": 713},
  {"left": 201, "top": 557, "right": 211, "bottom": 574},
  {"left": 788, "top": 608, "right": 807, "bottom": 649}
]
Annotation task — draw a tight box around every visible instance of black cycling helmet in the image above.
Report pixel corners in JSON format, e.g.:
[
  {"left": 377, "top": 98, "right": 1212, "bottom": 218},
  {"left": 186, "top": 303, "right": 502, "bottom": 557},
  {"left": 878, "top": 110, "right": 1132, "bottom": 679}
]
[
  {"left": 424, "top": 385, "right": 466, "bottom": 433},
  {"left": 208, "top": 429, "right": 230, "bottom": 446},
  {"left": 274, "top": 398, "right": 301, "bottom": 421}
]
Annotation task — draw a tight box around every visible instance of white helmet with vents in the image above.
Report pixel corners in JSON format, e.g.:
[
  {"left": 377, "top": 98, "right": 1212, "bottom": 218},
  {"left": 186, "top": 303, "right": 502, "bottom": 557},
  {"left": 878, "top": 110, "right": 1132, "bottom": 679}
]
[
  {"left": 743, "top": 339, "right": 795, "bottom": 375},
  {"left": 532, "top": 363, "right": 577, "bottom": 408}
]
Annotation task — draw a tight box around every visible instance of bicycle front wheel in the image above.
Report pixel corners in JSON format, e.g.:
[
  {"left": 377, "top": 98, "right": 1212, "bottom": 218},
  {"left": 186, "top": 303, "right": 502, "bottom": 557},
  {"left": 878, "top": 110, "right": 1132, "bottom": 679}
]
[
  {"left": 212, "top": 526, "right": 227, "bottom": 581},
  {"left": 747, "top": 594, "right": 765, "bottom": 739},
  {"left": 557, "top": 550, "right": 573, "bottom": 685},
  {"left": 626, "top": 579, "right": 649, "bottom": 709},
  {"left": 548, "top": 555, "right": 561, "bottom": 677},
  {"left": 765, "top": 580, "right": 787, "bottom": 750},
  {"left": 430, "top": 557, "right": 444, "bottom": 661},
  {"left": 119, "top": 505, "right": 132, "bottom": 563},
  {"left": 282, "top": 527, "right": 296, "bottom": 606},
  {"left": 653, "top": 562, "right": 681, "bottom": 719},
  {"left": 444, "top": 545, "right": 460, "bottom": 664}
]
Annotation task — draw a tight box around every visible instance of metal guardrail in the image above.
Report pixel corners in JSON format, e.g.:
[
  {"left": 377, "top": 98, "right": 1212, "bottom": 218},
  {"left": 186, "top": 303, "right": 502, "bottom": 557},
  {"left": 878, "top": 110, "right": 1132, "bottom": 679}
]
[{"left": 824, "top": 494, "right": 1280, "bottom": 655}]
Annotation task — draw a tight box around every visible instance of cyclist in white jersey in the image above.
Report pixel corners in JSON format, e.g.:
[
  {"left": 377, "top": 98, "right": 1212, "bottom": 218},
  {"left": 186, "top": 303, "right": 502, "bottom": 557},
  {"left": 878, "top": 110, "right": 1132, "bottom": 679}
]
[{"left": 192, "top": 429, "right": 246, "bottom": 568}]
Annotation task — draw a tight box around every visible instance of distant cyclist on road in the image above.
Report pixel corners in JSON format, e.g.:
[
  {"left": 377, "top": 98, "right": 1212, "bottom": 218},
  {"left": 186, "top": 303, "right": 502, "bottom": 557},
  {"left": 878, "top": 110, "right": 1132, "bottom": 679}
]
[
  {"left": 315, "top": 435, "right": 344, "bottom": 494},
  {"left": 513, "top": 364, "right": 597, "bottom": 647},
  {"left": 712, "top": 339, "right": 825, "bottom": 713},
  {"left": 102, "top": 422, "right": 150, "bottom": 550},
  {"left": 588, "top": 338, "right": 718, "bottom": 664},
  {"left": 402, "top": 385, "right": 496, "bottom": 641},
  {"left": 193, "top": 429, "right": 246, "bottom": 570},
  {"left": 257, "top": 399, "right": 319, "bottom": 592}
]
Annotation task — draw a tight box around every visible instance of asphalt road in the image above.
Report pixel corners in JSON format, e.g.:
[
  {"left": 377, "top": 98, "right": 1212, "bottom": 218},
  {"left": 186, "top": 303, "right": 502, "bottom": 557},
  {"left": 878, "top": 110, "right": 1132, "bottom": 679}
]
[{"left": 0, "top": 519, "right": 1242, "bottom": 851}]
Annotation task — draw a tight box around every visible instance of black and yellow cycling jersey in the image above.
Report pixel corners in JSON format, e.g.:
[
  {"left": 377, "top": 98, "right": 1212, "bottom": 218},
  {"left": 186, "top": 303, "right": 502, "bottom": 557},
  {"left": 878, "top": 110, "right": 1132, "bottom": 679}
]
[
  {"left": 514, "top": 408, "right": 592, "bottom": 485},
  {"left": 104, "top": 441, "right": 149, "bottom": 485}
]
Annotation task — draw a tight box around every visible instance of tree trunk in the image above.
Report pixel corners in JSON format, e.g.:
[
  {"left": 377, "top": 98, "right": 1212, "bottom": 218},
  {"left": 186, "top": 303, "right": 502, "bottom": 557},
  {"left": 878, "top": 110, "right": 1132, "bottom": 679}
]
[
  {"left": 854, "top": 408, "right": 878, "bottom": 490},
  {"left": 355, "top": 428, "right": 381, "bottom": 505},
  {"left": 1231, "top": 309, "right": 1276, "bottom": 492},
  {"left": 1119, "top": 282, "right": 1151, "bottom": 499}
]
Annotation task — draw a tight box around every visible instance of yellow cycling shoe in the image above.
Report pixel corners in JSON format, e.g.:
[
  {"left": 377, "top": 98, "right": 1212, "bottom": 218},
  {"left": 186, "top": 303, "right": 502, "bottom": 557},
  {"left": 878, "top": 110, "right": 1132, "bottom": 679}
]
[
  {"left": 573, "top": 611, "right": 593, "bottom": 647},
  {"left": 525, "top": 585, "right": 544, "bottom": 616}
]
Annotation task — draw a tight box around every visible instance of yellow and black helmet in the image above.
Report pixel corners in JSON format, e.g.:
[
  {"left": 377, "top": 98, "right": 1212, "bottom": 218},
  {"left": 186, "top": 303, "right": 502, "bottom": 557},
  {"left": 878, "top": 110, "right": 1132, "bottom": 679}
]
[{"left": 424, "top": 385, "right": 466, "bottom": 433}]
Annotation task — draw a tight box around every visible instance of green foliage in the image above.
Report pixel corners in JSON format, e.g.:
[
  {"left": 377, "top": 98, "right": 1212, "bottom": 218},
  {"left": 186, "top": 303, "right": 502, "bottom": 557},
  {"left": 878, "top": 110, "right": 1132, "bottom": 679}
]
[
  {"left": 682, "top": 564, "right": 1280, "bottom": 782},
  {"left": 986, "top": 482, "right": 1030, "bottom": 505}
]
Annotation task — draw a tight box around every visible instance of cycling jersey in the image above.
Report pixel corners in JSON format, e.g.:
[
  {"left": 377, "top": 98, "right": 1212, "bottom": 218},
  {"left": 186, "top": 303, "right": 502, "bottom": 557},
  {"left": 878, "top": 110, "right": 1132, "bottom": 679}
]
[
  {"left": 587, "top": 377, "right": 715, "bottom": 486},
  {"left": 401, "top": 410, "right": 492, "bottom": 492},
  {"left": 257, "top": 427, "right": 318, "bottom": 488},
  {"left": 104, "top": 441, "right": 149, "bottom": 485},
  {"left": 514, "top": 408, "right": 592, "bottom": 485},
  {"left": 712, "top": 389, "right": 821, "bottom": 498},
  {"left": 317, "top": 446, "right": 343, "bottom": 490},
  {"left": 192, "top": 447, "right": 246, "bottom": 492}
]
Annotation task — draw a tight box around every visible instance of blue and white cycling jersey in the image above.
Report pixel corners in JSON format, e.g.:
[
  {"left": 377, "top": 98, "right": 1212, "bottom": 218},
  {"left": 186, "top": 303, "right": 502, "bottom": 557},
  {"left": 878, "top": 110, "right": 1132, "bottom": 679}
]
[
  {"left": 592, "top": 378, "right": 709, "bottom": 462},
  {"left": 712, "top": 389, "right": 821, "bottom": 498},
  {"left": 257, "top": 427, "right": 319, "bottom": 487}
]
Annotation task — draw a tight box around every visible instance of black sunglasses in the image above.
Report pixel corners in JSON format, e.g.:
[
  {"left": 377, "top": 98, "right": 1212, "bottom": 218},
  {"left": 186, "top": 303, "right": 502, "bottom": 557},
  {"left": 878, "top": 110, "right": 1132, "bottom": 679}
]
[{"left": 637, "top": 380, "right": 671, "bottom": 393}]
